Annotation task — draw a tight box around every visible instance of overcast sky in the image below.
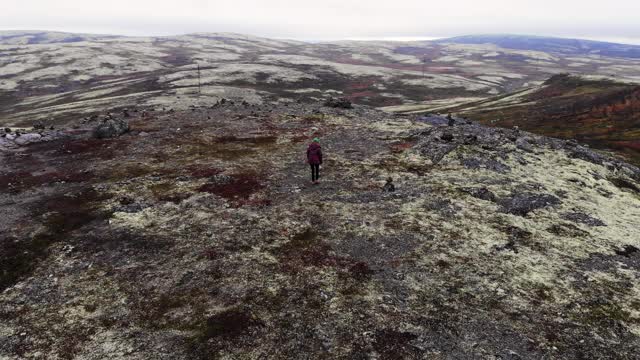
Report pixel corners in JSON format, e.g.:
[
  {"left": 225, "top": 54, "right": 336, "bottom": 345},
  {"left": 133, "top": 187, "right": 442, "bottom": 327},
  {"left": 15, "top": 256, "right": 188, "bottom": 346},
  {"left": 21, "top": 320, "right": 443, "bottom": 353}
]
[{"left": 2, "top": 0, "right": 640, "bottom": 44}]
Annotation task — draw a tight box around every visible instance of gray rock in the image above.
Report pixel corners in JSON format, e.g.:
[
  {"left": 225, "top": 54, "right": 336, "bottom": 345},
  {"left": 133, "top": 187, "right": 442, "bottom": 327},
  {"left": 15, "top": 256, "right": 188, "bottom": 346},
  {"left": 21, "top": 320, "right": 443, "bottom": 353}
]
[
  {"left": 515, "top": 137, "right": 534, "bottom": 152},
  {"left": 562, "top": 212, "right": 606, "bottom": 227},
  {"left": 499, "top": 193, "right": 561, "bottom": 216}
]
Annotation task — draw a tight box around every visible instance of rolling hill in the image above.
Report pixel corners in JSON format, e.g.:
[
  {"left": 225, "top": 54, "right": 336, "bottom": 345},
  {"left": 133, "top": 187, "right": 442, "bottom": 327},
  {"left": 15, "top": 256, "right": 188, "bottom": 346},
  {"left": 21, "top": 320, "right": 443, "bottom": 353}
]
[
  {"left": 1, "top": 32, "right": 640, "bottom": 128},
  {"left": 438, "top": 34, "right": 640, "bottom": 58}
]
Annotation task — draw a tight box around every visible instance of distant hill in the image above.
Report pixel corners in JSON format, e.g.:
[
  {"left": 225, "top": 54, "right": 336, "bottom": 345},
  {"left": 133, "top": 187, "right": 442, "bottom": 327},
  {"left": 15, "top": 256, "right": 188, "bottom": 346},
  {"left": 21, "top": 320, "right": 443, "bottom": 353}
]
[
  {"left": 437, "top": 34, "right": 640, "bottom": 58},
  {"left": 1, "top": 31, "right": 640, "bottom": 129},
  {"left": 0, "top": 30, "right": 120, "bottom": 45}
]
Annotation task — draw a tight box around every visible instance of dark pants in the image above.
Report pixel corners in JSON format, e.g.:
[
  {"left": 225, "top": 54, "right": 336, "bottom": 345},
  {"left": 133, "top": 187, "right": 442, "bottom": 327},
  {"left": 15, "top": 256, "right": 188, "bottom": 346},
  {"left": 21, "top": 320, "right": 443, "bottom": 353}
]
[{"left": 310, "top": 164, "right": 320, "bottom": 181}]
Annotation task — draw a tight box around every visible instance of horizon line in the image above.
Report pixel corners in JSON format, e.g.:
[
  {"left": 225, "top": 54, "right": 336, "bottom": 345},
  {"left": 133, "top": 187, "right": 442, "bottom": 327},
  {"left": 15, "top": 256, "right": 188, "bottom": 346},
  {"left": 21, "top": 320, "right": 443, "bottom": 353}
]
[{"left": 1, "top": 28, "right": 640, "bottom": 46}]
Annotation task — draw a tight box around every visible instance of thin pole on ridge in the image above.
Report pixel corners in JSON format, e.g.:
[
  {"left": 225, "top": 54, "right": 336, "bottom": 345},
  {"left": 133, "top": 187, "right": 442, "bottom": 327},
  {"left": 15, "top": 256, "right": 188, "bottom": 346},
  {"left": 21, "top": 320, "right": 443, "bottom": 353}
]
[{"left": 197, "top": 62, "right": 201, "bottom": 95}]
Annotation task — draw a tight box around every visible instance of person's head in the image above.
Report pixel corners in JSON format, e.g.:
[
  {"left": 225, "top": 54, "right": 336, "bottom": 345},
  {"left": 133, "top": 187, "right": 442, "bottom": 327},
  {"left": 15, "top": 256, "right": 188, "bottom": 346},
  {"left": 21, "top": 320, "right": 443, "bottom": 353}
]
[{"left": 312, "top": 137, "right": 320, "bottom": 143}]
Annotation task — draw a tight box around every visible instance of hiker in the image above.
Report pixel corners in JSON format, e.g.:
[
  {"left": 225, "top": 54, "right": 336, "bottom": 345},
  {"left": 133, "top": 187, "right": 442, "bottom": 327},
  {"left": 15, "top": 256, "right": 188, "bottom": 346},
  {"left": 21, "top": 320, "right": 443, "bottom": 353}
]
[{"left": 307, "top": 137, "right": 323, "bottom": 184}]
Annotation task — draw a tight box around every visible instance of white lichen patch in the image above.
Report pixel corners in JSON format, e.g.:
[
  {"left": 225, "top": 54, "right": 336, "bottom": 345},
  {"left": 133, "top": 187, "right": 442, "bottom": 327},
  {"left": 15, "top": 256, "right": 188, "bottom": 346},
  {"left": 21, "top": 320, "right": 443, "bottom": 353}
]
[
  {"left": 477, "top": 75, "right": 505, "bottom": 84},
  {"left": 0, "top": 79, "right": 18, "bottom": 90},
  {"left": 166, "top": 63, "right": 318, "bottom": 86}
]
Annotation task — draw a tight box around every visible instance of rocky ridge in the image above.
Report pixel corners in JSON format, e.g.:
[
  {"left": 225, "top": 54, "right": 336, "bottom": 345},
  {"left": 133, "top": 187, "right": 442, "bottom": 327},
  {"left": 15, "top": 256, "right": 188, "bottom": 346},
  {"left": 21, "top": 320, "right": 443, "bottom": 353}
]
[{"left": 0, "top": 101, "right": 639, "bottom": 359}]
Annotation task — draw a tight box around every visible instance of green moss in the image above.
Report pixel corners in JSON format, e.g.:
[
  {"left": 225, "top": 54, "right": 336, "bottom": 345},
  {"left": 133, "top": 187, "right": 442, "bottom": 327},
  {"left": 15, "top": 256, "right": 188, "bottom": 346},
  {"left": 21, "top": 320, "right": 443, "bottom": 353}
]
[
  {"left": 148, "top": 182, "right": 190, "bottom": 203},
  {"left": 105, "top": 163, "right": 154, "bottom": 181},
  {"left": 576, "top": 302, "right": 633, "bottom": 327},
  {"left": 0, "top": 234, "right": 53, "bottom": 291},
  {"left": 174, "top": 134, "right": 278, "bottom": 162},
  {"left": 290, "top": 228, "right": 318, "bottom": 249},
  {"left": 201, "top": 308, "right": 259, "bottom": 339},
  {"left": 531, "top": 283, "right": 555, "bottom": 302}
]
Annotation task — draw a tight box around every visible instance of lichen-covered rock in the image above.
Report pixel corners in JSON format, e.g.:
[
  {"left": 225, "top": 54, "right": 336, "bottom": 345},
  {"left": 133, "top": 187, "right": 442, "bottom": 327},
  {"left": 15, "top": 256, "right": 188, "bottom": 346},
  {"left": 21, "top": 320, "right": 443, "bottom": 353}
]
[
  {"left": 32, "top": 120, "right": 45, "bottom": 130},
  {"left": 567, "top": 144, "right": 606, "bottom": 165},
  {"left": 93, "top": 118, "right": 130, "bottom": 139},
  {"left": 562, "top": 212, "right": 606, "bottom": 227}
]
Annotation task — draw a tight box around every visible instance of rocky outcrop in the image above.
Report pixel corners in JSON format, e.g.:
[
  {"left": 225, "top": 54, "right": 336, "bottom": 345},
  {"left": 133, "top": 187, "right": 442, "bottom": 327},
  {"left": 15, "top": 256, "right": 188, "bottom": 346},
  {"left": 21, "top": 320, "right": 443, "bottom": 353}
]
[
  {"left": 13, "top": 133, "right": 42, "bottom": 145},
  {"left": 442, "top": 75, "right": 640, "bottom": 166},
  {"left": 0, "top": 129, "right": 64, "bottom": 150}
]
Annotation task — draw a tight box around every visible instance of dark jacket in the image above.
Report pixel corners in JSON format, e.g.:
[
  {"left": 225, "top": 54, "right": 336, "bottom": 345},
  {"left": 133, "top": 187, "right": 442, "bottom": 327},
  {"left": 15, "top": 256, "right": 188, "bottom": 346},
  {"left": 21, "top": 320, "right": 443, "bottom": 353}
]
[{"left": 307, "top": 143, "right": 323, "bottom": 165}]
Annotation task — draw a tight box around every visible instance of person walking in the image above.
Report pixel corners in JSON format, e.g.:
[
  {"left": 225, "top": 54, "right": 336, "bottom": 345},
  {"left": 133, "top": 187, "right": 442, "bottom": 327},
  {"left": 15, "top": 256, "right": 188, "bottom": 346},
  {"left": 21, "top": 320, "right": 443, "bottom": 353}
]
[{"left": 307, "top": 138, "right": 323, "bottom": 184}]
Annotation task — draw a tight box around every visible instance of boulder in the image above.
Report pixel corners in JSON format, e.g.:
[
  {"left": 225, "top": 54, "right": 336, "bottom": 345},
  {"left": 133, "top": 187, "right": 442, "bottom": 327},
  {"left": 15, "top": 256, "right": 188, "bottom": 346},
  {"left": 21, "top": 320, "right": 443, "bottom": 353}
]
[
  {"left": 93, "top": 118, "right": 130, "bottom": 139},
  {"left": 14, "top": 133, "right": 42, "bottom": 146}
]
